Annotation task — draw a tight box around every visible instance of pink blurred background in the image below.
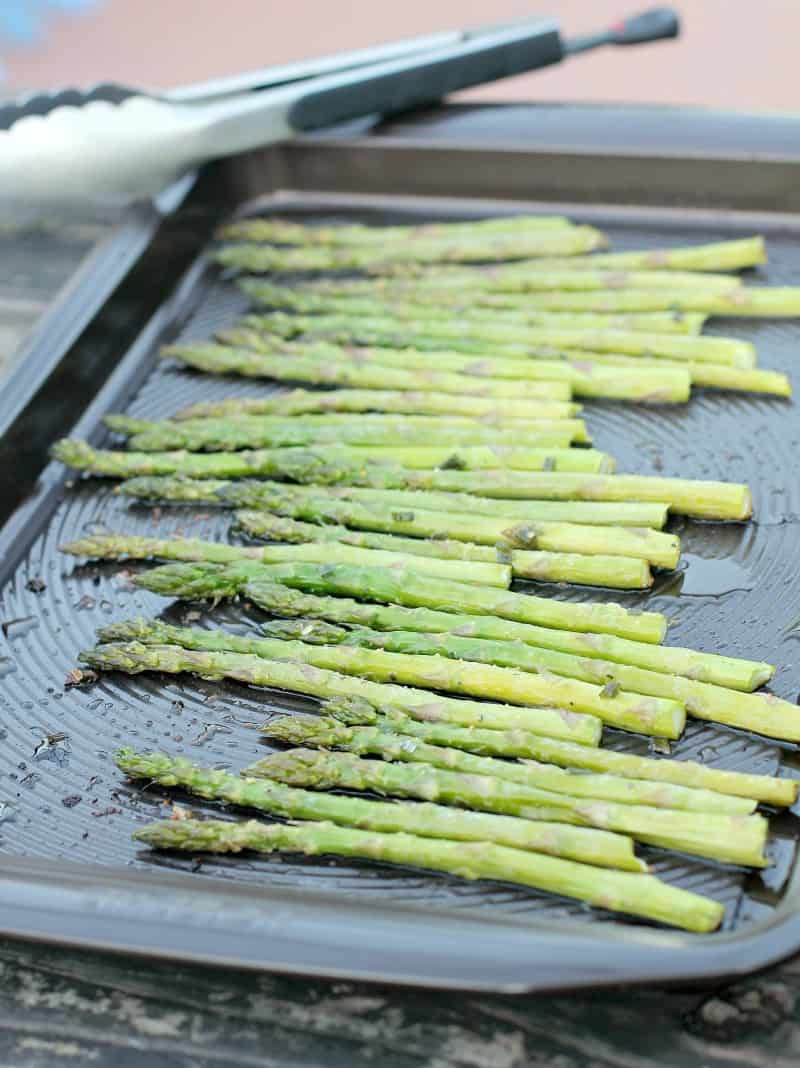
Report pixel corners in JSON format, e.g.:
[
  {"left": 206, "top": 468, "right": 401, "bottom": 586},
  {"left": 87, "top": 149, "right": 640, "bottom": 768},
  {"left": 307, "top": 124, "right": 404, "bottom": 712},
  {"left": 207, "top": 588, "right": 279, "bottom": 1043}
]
[{"left": 3, "top": 0, "right": 800, "bottom": 111}]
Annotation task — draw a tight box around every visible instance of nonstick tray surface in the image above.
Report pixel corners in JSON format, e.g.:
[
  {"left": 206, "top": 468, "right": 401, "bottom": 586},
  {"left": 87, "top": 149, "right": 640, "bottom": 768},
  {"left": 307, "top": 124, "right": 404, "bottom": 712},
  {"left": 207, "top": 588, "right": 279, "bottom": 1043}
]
[{"left": 2, "top": 197, "right": 800, "bottom": 979}]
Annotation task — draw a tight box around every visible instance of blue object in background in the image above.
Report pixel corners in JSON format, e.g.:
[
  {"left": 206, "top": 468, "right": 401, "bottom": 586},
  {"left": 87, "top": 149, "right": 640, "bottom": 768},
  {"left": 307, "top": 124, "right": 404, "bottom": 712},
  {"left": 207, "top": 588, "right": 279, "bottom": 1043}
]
[{"left": 0, "top": 0, "right": 97, "bottom": 45}]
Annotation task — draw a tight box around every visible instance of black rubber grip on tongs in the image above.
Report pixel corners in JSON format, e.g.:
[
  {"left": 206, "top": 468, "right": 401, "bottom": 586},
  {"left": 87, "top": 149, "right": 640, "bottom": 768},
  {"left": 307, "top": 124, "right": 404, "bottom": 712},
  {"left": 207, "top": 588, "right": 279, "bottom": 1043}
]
[{"left": 288, "top": 23, "right": 563, "bottom": 132}]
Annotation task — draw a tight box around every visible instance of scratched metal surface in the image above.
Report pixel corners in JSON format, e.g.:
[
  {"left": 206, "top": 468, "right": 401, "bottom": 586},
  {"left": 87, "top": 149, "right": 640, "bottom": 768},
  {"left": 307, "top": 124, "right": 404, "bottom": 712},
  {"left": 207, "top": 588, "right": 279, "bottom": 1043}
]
[{"left": 1, "top": 203, "right": 799, "bottom": 934}]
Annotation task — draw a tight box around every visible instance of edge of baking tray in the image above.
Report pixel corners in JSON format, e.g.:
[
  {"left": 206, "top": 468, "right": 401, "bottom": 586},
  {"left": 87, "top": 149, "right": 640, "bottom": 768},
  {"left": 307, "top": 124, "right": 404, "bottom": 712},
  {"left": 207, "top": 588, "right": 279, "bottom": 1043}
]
[{"left": 5, "top": 129, "right": 800, "bottom": 990}]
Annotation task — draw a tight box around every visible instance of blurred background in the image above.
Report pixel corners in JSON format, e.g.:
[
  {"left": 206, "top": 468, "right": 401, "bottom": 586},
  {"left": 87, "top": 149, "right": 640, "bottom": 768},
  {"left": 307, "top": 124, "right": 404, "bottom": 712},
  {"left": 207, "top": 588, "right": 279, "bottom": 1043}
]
[{"left": 1, "top": 0, "right": 799, "bottom": 111}]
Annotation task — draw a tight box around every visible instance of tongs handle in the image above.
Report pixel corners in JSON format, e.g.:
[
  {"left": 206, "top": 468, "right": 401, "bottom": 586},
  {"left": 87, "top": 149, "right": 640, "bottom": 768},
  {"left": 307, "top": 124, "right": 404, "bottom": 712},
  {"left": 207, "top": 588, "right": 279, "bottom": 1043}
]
[{"left": 287, "top": 20, "right": 563, "bottom": 132}]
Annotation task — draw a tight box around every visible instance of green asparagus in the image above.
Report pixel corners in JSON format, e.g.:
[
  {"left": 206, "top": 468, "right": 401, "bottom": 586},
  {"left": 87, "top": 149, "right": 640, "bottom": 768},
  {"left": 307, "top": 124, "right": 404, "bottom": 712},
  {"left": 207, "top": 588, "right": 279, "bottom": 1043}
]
[
  {"left": 216, "top": 225, "right": 606, "bottom": 271},
  {"left": 117, "top": 747, "right": 643, "bottom": 870},
  {"left": 263, "top": 713, "right": 754, "bottom": 814},
  {"left": 243, "top": 312, "right": 756, "bottom": 367},
  {"left": 83, "top": 640, "right": 603, "bottom": 745},
  {"left": 135, "top": 560, "right": 669, "bottom": 643},
  {"left": 280, "top": 621, "right": 800, "bottom": 743},
  {"left": 60, "top": 532, "right": 512, "bottom": 588},
  {"left": 246, "top": 580, "right": 772, "bottom": 691},
  {"left": 219, "top": 214, "right": 574, "bottom": 245},
  {"left": 246, "top": 749, "right": 768, "bottom": 868},
  {"left": 111, "top": 412, "right": 586, "bottom": 451},
  {"left": 116, "top": 476, "right": 670, "bottom": 529},
  {"left": 134, "top": 816, "right": 724, "bottom": 932},
  {"left": 95, "top": 618, "right": 685, "bottom": 736},
  {"left": 321, "top": 696, "right": 797, "bottom": 806},
  {"left": 163, "top": 342, "right": 585, "bottom": 411},
  {"left": 388, "top": 237, "right": 766, "bottom": 274}
]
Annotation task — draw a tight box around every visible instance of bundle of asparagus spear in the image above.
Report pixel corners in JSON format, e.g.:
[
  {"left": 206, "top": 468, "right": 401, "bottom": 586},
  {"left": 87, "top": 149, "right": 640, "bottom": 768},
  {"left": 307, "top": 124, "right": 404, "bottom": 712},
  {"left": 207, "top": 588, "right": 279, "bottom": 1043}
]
[{"left": 53, "top": 213, "right": 800, "bottom": 931}]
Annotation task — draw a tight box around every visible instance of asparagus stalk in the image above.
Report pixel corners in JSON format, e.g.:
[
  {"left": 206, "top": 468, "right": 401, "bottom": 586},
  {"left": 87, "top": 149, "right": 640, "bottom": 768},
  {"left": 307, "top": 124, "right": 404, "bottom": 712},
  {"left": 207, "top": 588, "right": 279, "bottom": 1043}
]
[
  {"left": 60, "top": 532, "right": 512, "bottom": 589},
  {"left": 117, "top": 444, "right": 747, "bottom": 522},
  {"left": 116, "top": 475, "right": 671, "bottom": 529},
  {"left": 321, "top": 697, "right": 797, "bottom": 806},
  {"left": 216, "top": 225, "right": 607, "bottom": 271},
  {"left": 134, "top": 816, "right": 724, "bottom": 933},
  {"left": 135, "top": 559, "right": 668, "bottom": 643},
  {"left": 159, "top": 388, "right": 609, "bottom": 425},
  {"left": 388, "top": 237, "right": 767, "bottom": 274},
  {"left": 263, "top": 713, "right": 754, "bottom": 814},
  {"left": 163, "top": 342, "right": 584, "bottom": 412},
  {"left": 54, "top": 438, "right": 617, "bottom": 480},
  {"left": 220, "top": 214, "right": 574, "bottom": 244},
  {"left": 116, "top": 747, "right": 643, "bottom": 870},
  {"left": 222, "top": 332, "right": 691, "bottom": 404},
  {"left": 83, "top": 640, "right": 603, "bottom": 745},
  {"left": 585, "top": 353, "right": 791, "bottom": 397},
  {"left": 96, "top": 618, "right": 684, "bottom": 736},
  {"left": 285, "top": 622, "right": 800, "bottom": 743},
  {"left": 111, "top": 413, "right": 586, "bottom": 451},
  {"left": 243, "top": 281, "right": 709, "bottom": 332},
  {"left": 242, "top": 272, "right": 741, "bottom": 305},
  {"left": 244, "top": 312, "right": 756, "bottom": 367},
  {"left": 303, "top": 484, "right": 670, "bottom": 528},
  {"left": 246, "top": 580, "right": 772, "bottom": 692},
  {"left": 246, "top": 749, "right": 767, "bottom": 868}
]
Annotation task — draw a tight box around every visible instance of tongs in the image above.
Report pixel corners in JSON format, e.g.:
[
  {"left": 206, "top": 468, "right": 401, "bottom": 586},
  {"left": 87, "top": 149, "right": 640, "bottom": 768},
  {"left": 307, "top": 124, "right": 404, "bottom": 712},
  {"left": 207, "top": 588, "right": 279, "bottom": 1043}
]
[{"left": 0, "top": 7, "right": 678, "bottom": 210}]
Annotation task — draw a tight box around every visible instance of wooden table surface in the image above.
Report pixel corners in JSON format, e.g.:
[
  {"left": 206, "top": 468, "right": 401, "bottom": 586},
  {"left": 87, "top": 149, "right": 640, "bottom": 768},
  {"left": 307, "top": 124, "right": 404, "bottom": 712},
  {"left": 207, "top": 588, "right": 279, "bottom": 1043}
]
[{"left": 2, "top": 103, "right": 800, "bottom": 1067}]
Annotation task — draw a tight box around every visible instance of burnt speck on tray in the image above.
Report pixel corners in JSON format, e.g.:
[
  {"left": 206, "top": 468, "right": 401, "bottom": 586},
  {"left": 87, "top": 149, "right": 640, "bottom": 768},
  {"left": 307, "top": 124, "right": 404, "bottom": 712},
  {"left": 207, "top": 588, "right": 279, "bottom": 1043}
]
[
  {"left": 61, "top": 794, "right": 82, "bottom": 808},
  {"left": 32, "top": 731, "right": 70, "bottom": 762},
  {"left": 75, "top": 594, "right": 96, "bottom": 611},
  {"left": 25, "top": 577, "right": 46, "bottom": 593},
  {"left": 193, "top": 723, "right": 233, "bottom": 745},
  {"left": 171, "top": 699, "right": 185, "bottom": 713},
  {"left": 64, "top": 667, "right": 98, "bottom": 688}
]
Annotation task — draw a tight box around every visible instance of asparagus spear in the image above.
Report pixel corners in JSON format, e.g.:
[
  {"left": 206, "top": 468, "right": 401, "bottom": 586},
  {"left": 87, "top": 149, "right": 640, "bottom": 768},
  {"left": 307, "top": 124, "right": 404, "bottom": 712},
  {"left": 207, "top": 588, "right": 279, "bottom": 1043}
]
[
  {"left": 112, "top": 413, "right": 586, "bottom": 451},
  {"left": 228, "top": 462, "right": 748, "bottom": 522},
  {"left": 300, "top": 484, "right": 670, "bottom": 528},
  {"left": 162, "top": 342, "right": 585, "bottom": 411},
  {"left": 95, "top": 618, "right": 684, "bottom": 736},
  {"left": 83, "top": 640, "right": 603, "bottom": 744},
  {"left": 242, "top": 272, "right": 741, "bottom": 305},
  {"left": 244, "top": 281, "right": 709, "bottom": 332},
  {"left": 388, "top": 237, "right": 767, "bottom": 274},
  {"left": 263, "top": 713, "right": 753, "bottom": 814},
  {"left": 243, "top": 312, "right": 756, "bottom": 367},
  {"left": 282, "top": 621, "right": 800, "bottom": 743},
  {"left": 135, "top": 560, "right": 668, "bottom": 643},
  {"left": 584, "top": 353, "right": 791, "bottom": 397},
  {"left": 321, "top": 696, "right": 797, "bottom": 806},
  {"left": 160, "top": 385, "right": 644, "bottom": 423},
  {"left": 113, "top": 414, "right": 585, "bottom": 452},
  {"left": 216, "top": 225, "right": 606, "bottom": 271},
  {"left": 116, "top": 475, "right": 671, "bottom": 529},
  {"left": 134, "top": 816, "right": 724, "bottom": 933},
  {"left": 60, "top": 533, "right": 512, "bottom": 589},
  {"left": 245, "top": 580, "right": 772, "bottom": 692},
  {"left": 116, "top": 747, "right": 643, "bottom": 870},
  {"left": 246, "top": 749, "right": 768, "bottom": 868},
  {"left": 54, "top": 438, "right": 618, "bottom": 479},
  {"left": 221, "top": 331, "right": 692, "bottom": 404},
  {"left": 220, "top": 214, "right": 574, "bottom": 244},
  {"left": 113, "top": 442, "right": 748, "bottom": 521}
]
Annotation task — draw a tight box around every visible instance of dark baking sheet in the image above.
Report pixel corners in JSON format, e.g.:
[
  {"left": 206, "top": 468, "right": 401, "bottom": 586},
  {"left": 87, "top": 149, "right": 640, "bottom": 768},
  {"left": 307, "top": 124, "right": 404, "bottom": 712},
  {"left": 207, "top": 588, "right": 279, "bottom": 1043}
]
[{"left": 2, "top": 140, "right": 800, "bottom": 990}]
